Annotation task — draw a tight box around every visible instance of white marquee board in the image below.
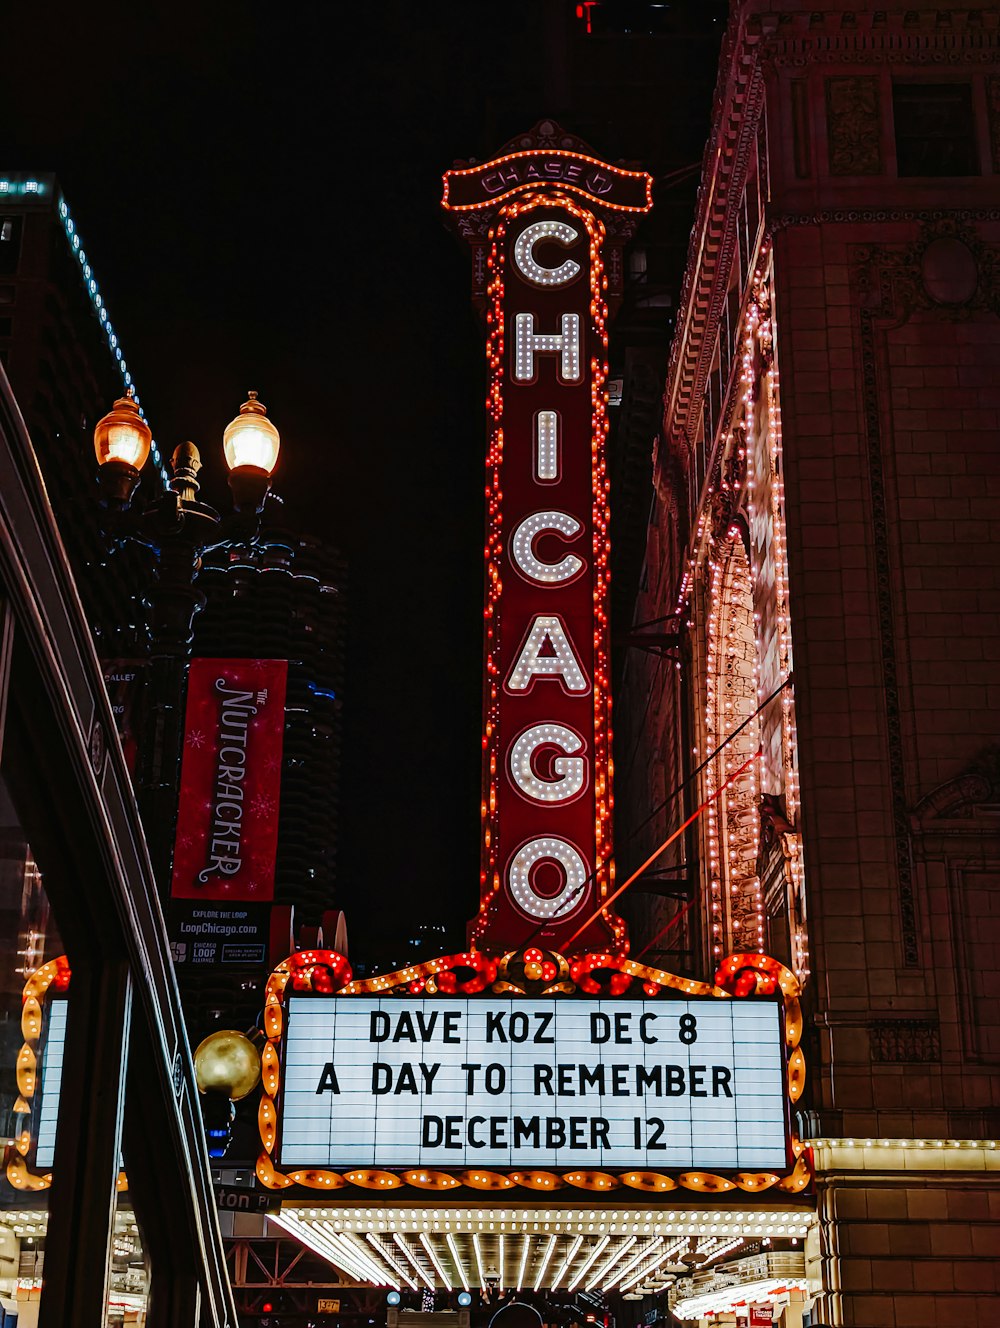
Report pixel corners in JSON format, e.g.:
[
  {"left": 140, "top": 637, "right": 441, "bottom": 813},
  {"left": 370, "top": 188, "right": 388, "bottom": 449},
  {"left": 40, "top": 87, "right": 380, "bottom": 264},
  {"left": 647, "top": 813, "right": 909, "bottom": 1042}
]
[
  {"left": 35, "top": 997, "right": 67, "bottom": 1170},
  {"left": 278, "top": 996, "right": 788, "bottom": 1171}
]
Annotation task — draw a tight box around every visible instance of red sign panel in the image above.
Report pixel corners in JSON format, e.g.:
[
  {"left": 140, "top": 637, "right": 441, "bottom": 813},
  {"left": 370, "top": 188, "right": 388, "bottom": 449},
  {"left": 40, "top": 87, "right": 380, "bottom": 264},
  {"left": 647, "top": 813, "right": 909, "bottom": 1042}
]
[
  {"left": 170, "top": 658, "right": 287, "bottom": 902},
  {"left": 749, "top": 1306, "right": 774, "bottom": 1327},
  {"left": 461, "top": 191, "right": 633, "bottom": 956}
]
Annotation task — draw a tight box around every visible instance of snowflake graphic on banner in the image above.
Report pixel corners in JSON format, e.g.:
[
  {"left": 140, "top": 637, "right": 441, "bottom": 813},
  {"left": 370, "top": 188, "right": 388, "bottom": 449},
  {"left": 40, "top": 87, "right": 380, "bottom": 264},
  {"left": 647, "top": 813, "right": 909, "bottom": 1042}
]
[
  {"left": 186, "top": 729, "right": 207, "bottom": 749},
  {"left": 250, "top": 793, "right": 276, "bottom": 818}
]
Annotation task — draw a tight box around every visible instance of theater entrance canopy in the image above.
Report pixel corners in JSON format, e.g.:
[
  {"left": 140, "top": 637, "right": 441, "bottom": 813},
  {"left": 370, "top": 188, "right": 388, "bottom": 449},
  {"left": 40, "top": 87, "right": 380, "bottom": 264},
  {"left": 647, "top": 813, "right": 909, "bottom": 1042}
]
[{"left": 253, "top": 946, "right": 815, "bottom": 1307}]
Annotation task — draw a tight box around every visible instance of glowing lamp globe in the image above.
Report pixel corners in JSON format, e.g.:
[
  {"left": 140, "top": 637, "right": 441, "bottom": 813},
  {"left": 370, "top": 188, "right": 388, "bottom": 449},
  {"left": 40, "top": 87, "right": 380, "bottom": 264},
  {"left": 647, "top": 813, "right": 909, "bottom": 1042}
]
[
  {"left": 223, "top": 391, "right": 280, "bottom": 475},
  {"left": 93, "top": 390, "right": 151, "bottom": 471},
  {"left": 193, "top": 1030, "right": 260, "bottom": 1101}
]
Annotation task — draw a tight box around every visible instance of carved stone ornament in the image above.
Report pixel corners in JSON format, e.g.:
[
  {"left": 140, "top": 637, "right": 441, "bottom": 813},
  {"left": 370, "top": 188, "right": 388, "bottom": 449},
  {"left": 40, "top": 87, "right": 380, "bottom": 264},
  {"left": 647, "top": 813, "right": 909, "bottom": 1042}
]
[
  {"left": 869, "top": 1019, "right": 941, "bottom": 1064},
  {"left": 825, "top": 76, "right": 882, "bottom": 176},
  {"left": 912, "top": 745, "right": 1000, "bottom": 824},
  {"left": 856, "top": 217, "right": 1000, "bottom": 320}
]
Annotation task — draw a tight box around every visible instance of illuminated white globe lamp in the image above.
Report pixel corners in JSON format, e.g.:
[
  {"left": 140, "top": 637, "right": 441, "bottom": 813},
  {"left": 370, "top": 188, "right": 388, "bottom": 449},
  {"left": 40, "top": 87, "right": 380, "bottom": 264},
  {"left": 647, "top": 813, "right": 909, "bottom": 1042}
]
[
  {"left": 224, "top": 390, "right": 280, "bottom": 512},
  {"left": 93, "top": 388, "right": 152, "bottom": 506},
  {"left": 224, "top": 390, "right": 280, "bottom": 473}
]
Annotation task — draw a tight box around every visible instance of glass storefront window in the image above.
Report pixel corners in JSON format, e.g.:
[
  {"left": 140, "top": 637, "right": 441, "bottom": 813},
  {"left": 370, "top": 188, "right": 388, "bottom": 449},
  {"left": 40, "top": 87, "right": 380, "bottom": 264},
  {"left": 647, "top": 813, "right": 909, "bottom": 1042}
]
[
  {"left": 0, "top": 771, "right": 156, "bottom": 1325},
  {"left": 106, "top": 1185, "right": 149, "bottom": 1325}
]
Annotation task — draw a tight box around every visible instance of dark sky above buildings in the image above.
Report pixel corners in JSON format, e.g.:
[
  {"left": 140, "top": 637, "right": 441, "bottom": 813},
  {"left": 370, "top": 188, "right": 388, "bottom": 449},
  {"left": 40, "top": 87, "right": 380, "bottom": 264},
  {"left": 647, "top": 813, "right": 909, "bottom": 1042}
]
[{"left": 4, "top": 0, "right": 725, "bottom": 957}]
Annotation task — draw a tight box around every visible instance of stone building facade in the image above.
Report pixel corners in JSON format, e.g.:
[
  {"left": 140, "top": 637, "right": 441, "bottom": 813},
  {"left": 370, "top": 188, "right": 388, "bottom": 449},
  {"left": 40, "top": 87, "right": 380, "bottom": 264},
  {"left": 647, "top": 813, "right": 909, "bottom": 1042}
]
[{"left": 615, "top": 3, "right": 1000, "bottom": 1323}]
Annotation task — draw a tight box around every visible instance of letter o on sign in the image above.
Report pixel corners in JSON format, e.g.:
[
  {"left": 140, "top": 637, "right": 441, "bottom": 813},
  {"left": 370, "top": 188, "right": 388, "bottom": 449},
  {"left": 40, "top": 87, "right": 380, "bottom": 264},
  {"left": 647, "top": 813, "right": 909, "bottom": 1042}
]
[{"left": 507, "top": 837, "right": 588, "bottom": 920}]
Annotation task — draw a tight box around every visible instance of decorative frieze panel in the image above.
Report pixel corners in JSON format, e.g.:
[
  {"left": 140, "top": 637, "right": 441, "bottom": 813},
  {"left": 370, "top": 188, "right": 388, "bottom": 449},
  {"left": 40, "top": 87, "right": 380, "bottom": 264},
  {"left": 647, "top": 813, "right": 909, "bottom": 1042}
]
[
  {"left": 825, "top": 77, "right": 882, "bottom": 176},
  {"left": 869, "top": 1020, "right": 941, "bottom": 1064}
]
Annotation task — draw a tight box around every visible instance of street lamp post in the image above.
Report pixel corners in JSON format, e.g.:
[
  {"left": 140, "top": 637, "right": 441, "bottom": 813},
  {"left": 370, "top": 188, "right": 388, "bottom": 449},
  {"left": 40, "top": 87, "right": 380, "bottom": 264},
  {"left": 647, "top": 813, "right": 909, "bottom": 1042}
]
[{"left": 93, "top": 388, "right": 281, "bottom": 894}]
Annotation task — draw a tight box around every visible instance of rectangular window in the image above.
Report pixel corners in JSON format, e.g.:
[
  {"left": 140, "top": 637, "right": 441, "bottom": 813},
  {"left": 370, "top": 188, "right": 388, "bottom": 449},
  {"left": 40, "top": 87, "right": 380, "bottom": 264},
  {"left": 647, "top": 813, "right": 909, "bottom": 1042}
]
[
  {"left": 0, "top": 216, "right": 22, "bottom": 275},
  {"left": 893, "top": 82, "right": 979, "bottom": 177}
]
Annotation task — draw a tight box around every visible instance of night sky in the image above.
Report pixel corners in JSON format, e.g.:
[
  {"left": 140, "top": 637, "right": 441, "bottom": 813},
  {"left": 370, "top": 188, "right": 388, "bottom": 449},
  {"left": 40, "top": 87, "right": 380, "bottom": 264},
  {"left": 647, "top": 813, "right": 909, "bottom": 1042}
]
[{"left": 4, "top": 1, "right": 725, "bottom": 958}]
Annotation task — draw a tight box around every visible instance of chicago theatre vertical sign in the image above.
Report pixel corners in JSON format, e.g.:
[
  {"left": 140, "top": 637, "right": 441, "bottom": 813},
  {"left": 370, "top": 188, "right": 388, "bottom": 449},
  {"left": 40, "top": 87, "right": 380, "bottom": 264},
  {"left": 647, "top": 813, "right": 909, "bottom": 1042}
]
[{"left": 443, "top": 123, "right": 653, "bottom": 955}]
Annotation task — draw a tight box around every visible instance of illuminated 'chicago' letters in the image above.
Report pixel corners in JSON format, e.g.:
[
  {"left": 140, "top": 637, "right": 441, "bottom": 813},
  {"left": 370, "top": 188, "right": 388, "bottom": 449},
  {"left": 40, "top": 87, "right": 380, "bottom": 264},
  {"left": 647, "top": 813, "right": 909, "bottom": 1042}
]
[
  {"left": 508, "top": 837, "right": 588, "bottom": 920},
  {"left": 534, "top": 411, "right": 560, "bottom": 482},
  {"left": 510, "top": 511, "right": 584, "bottom": 585},
  {"left": 509, "top": 724, "right": 586, "bottom": 804},
  {"left": 513, "top": 313, "right": 581, "bottom": 383},
  {"left": 513, "top": 220, "right": 581, "bottom": 288},
  {"left": 444, "top": 140, "right": 652, "bottom": 953},
  {"left": 506, "top": 616, "right": 589, "bottom": 694}
]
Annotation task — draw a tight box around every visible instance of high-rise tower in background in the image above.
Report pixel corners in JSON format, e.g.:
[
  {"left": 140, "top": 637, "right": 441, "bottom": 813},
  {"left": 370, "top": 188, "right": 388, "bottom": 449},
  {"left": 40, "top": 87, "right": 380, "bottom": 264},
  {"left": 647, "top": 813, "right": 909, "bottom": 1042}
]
[{"left": 194, "top": 532, "right": 346, "bottom": 924}]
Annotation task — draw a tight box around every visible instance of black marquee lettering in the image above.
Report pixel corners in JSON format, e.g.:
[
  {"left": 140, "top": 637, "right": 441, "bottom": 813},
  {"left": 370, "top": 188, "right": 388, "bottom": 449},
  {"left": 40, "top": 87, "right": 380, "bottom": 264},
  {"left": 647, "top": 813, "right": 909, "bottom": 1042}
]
[
  {"left": 315, "top": 1063, "right": 340, "bottom": 1094},
  {"left": 533, "top": 1012, "right": 554, "bottom": 1043},
  {"left": 713, "top": 1065, "right": 734, "bottom": 1098}
]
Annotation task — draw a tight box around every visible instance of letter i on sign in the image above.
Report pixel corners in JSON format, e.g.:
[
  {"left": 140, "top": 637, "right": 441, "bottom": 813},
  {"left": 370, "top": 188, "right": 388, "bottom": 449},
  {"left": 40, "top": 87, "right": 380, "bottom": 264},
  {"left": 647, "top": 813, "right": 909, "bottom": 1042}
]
[{"left": 442, "top": 133, "right": 654, "bottom": 955}]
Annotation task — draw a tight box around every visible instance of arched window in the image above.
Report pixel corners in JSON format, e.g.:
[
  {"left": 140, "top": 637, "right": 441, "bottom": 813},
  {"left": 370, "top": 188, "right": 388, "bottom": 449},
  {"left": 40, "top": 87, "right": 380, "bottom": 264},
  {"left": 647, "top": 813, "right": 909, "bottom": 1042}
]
[{"left": 703, "top": 521, "right": 764, "bottom": 960}]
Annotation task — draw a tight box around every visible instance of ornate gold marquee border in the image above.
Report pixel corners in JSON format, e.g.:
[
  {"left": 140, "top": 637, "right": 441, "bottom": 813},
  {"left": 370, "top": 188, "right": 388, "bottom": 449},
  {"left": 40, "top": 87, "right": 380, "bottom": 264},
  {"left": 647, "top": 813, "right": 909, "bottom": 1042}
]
[
  {"left": 257, "top": 949, "right": 810, "bottom": 1198},
  {"left": 4, "top": 957, "right": 129, "bottom": 1195}
]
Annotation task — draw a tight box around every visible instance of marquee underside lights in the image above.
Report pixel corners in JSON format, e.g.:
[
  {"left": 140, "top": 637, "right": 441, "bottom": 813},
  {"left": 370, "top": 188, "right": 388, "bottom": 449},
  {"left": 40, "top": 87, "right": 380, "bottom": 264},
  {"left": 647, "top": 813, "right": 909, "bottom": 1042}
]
[{"left": 270, "top": 1209, "right": 815, "bottom": 1292}]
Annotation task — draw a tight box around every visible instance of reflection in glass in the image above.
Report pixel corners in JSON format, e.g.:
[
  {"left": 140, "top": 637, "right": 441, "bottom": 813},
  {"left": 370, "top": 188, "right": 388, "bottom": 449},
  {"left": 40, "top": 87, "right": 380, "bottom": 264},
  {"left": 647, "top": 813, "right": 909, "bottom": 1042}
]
[{"left": 0, "top": 774, "right": 150, "bottom": 1321}]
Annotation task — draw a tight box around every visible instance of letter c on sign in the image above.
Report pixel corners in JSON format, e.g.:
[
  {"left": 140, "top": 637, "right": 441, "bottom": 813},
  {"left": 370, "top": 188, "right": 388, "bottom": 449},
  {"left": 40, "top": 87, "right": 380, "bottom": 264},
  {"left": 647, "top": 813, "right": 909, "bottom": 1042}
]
[
  {"left": 514, "top": 221, "right": 581, "bottom": 288},
  {"left": 510, "top": 511, "right": 584, "bottom": 585},
  {"left": 508, "top": 837, "right": 588, "bottom": 920}
]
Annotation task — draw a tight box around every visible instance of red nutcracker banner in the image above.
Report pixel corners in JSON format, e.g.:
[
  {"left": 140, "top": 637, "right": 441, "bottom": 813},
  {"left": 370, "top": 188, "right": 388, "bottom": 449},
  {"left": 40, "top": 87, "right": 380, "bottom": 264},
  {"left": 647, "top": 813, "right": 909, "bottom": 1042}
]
[
  {"left": 443, "top": 127, "right": 652, "bottom": 956},
  {"left": 171, "top": 657, "right": 287, "bottom": 902}
]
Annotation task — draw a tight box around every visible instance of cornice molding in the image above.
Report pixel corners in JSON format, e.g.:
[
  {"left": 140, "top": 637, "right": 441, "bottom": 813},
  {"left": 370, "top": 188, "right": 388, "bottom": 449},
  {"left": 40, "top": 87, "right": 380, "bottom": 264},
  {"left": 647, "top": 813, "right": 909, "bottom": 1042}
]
[
  {"left": 662, "top": 3, "right": 1000, "bottom": 456},
  {"left": 664, "top": 15, "right": 764, "bottom": 452}
]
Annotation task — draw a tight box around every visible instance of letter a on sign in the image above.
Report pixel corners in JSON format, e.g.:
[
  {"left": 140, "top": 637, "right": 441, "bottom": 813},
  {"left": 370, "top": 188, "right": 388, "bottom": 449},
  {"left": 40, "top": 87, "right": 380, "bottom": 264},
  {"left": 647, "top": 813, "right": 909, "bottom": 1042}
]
[
  {"left": 506, "top": 616, "right": 589, "bottom": 694},
  {"left": 442, "top": 124, "right": 653, "bottom": 955}
]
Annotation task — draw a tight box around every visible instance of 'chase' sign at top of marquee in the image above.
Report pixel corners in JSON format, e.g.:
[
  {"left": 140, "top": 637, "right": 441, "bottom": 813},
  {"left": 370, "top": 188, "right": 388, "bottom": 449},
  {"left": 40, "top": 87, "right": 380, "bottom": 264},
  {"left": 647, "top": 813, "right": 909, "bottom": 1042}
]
[
  {"left": 442, "top": 152, "right": 653, "bottom": 213},
  {"left": 277, "top": 996, "right": 788, "bottom": 1173}
]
